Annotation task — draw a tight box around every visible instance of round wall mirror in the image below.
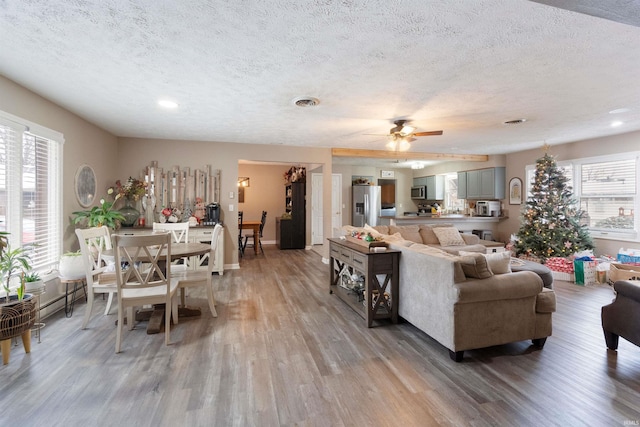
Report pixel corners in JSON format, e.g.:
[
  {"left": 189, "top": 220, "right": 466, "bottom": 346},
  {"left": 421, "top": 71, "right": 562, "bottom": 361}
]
[{"left": 75, "top": 164, "right": 96, "bottom": 207}]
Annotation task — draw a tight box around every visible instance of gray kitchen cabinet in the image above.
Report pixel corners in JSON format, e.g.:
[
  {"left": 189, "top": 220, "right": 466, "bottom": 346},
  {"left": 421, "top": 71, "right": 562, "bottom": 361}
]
[
  {"left": 464, "top": 167, "right": 505, "bottom": 199},
  {"left": 457, "top": 171, "right": 467, "bottom": 199},
  {"left": 426, "top": 175, "right": 444, "bottom": 200},
  {"left": 412, "top": 177, "right": 428, "bottom": 187}
]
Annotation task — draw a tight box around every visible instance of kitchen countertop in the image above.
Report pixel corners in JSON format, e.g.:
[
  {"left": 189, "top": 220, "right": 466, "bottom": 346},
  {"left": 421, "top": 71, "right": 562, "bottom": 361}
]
[{"left": 382, "top": 215, "right": 507, "bottom": 220}]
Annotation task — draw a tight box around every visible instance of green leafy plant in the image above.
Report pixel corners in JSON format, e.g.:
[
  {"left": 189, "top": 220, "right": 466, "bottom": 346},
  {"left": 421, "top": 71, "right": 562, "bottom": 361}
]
[
  {"left": 72, "top": 198, "right": 125, "bottom": 229},
  {"left": 24, "top": 271, "right": 40, "bottom": 282},
  {"left": 0, "top": 245, "right": 32, "bottom": 303}
]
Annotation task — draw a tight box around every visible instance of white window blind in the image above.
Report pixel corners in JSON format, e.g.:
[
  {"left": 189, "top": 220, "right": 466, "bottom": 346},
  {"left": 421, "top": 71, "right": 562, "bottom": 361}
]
[
  {"left": 579, "top": 158, "right": 636, "bottom": 233},
  {"left": 0, "top": 112, "right": 63, "bottom": 270}
]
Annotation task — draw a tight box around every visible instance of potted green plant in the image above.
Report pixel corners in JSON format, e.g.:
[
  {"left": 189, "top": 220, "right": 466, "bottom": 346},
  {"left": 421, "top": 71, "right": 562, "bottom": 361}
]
[
  {"left": 72, "top": 198, "right": 125, "bottom": 229},
  {"left": 23, "top": 271, "right": 43, "bottom": 292},
  {"left": 0, "top": 244, "right": 33, "bottom": 304}
]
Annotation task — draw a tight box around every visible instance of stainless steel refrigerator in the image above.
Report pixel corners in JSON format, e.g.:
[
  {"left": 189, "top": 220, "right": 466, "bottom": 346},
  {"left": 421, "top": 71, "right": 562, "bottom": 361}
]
[{"left": 352, "top": 185, "right": 381, "bottom": 227}]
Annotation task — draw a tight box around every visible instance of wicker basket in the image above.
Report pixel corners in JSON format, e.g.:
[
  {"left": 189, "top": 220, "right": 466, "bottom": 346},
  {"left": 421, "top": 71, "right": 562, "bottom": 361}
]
[{"left": 0, "top": 295, "right": 36, "bottom": 341}]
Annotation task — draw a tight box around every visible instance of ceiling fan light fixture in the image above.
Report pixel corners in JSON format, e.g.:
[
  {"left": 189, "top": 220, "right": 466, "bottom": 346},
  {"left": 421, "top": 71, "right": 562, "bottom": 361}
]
[
  {"left": 400, "top": 125, "right": 415, "bottom": 136},
  {"left": 386, "top": 140, "right": 398, "bottom": 151},
  {"left": 398, "top": 139, "right": 411, "bottom": 151}
]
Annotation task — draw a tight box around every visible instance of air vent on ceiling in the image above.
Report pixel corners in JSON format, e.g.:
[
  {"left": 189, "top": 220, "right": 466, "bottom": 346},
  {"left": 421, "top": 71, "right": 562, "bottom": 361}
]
[
  {"left": 293, "top": 97, "right": 320, "bottom": 107},
  {"left": 504, "top": 118, "right": 527, "bottom": 125}
]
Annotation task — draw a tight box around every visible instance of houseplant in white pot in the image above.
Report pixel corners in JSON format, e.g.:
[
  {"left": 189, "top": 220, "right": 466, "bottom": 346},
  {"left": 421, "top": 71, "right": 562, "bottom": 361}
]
[
  {"left": 23, "top": 271, "right": 44, "bottom": 292},
  {"left": 58, "top": 251, "right": 86, "bottom": 281}
]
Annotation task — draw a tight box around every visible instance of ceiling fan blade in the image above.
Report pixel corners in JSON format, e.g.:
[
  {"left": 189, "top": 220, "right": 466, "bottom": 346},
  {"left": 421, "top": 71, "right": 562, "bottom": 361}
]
[{"left": 413, "top": 130, "right": 443, "bottom": 137}]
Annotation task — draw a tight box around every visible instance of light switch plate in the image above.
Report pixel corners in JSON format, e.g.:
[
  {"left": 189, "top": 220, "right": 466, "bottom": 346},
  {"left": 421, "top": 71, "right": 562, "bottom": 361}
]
[
  {"left": 229, "top": 191, "right": 234, "bottom": 199},
  {"left": 229, "top": 204, "right": 234, "bottom": 212}
]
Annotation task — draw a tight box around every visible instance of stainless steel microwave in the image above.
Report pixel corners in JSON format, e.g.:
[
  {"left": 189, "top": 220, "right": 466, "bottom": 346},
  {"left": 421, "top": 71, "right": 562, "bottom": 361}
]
[{"left": 411, "top": 185, "right": 426, "bottom": 200}]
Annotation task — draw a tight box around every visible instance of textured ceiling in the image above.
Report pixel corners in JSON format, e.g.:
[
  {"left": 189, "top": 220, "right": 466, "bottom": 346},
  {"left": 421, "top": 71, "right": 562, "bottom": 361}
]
[{"left": 1, "top": 0, "right": 639, "bottom": 167}]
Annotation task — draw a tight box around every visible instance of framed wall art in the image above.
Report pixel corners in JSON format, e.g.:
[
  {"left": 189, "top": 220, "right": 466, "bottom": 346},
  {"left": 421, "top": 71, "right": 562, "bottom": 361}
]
[
  {"left": 75, "top": 164, "right": 96, "bottom": 207},
  {"left": 509, "top": 177, "right": 522, "bottom": 205}
]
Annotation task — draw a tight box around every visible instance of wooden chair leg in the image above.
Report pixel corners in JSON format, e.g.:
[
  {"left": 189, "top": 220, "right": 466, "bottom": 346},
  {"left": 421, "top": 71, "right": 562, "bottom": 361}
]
[
  {"left": 21, "top": 329, "right": 32, "bottom": 354},
  {"left": 1, "top": 339, "right": 11, "bottom": 365},
  {"left": 207, "top": 286, "right": 218, "bottom": 318}
]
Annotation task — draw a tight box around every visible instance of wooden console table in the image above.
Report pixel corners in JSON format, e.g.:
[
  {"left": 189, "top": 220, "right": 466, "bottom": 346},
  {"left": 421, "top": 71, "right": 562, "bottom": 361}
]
[{"left": 328, "top": 238, "right": 400, "bottom": 327}]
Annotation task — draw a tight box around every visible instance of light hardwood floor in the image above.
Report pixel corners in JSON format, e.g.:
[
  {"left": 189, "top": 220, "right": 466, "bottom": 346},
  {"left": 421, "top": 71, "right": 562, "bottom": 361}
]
[{"left": 1, "top": 246, "right": 639, "bottom": 426}]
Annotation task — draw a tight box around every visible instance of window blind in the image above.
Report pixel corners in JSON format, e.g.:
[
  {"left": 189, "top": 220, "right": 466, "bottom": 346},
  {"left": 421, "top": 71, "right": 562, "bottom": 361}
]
[{"left": 0, "top": 113, "right": 62, "bottom": 270}]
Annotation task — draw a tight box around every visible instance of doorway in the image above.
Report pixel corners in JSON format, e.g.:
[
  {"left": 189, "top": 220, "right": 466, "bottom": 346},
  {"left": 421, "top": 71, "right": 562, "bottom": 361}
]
[{"left": 378, "top": 178, "right": 396, "bottom": 218}]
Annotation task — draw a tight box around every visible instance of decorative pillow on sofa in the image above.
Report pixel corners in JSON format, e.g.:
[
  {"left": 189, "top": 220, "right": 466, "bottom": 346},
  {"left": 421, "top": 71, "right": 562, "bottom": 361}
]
[
  {"left": 459, "top": 250, "right": 511, "bottom": 274},
  {"left": 418, "top": 224, "right": 455, "bottom": 245},
  {"left": 432, "top": 226, "right": 465, "bottom": 246},
  {"left": 458, "top": 253, "right": 494, "bottom": 279}
]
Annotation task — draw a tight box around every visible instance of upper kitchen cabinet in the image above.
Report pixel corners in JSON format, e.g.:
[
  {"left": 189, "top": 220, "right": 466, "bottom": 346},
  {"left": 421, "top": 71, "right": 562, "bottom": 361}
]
[
  {"left": 457, "top": 171, "right": 467, "bottom": 199},
  {"left": 426, "top": 175, "right": 444, "bottom": 200},
  {"left": 464, "top": 167, "right": 505, "bottom": 200},
  {"left": 412, "top": 177, "right": 428, "bottom": 187}
]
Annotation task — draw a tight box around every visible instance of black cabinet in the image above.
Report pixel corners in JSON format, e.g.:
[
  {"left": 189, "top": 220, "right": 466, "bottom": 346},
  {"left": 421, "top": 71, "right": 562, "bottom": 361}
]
[{"left": 277, "top": 182, "right": 305, "bottom": 249}]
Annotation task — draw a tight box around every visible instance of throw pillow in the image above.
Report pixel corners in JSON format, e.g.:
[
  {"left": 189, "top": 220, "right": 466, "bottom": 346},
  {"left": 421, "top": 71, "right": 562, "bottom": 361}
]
[
  {"left": 459, "top": 250, "right": 512, "bottom": 274},
  {"left": 458, "top": 253, "right": 494, "bottom": 279},
  {"left": 432, "top": 227, "right": 465, "bottom": 246}
]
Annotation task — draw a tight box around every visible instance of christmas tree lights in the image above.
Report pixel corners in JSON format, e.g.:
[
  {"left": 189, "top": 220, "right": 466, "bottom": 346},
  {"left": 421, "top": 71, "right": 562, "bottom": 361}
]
[{"left": 514, "top": 150, "right": 593, "bottom": 261}]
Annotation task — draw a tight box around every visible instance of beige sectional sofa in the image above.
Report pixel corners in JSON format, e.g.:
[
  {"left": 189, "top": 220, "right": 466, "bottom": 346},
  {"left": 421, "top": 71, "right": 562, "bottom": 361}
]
[{"left": 344, "top": 224, "right": 556, "bottom": 362}]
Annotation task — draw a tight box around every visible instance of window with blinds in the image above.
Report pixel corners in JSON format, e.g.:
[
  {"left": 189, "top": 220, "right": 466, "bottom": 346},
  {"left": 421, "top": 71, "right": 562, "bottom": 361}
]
[
  {"left": 579, "top": 158, "right": 636, "bottom": 233},
  {"left": 0, "top": 112, "right": 63, "bottom": 270}
]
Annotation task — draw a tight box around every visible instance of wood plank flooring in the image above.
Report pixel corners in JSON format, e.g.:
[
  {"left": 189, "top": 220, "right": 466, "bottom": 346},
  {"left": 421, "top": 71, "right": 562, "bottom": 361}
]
[{"left": 1, "top": 246, "right": 639, "bottom": 426}]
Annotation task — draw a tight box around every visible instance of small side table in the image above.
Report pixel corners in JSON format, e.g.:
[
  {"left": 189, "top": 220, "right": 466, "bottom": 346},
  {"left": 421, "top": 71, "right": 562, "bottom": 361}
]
[{"left": 59, "top": 276, "right": 87, "bottom": 318}]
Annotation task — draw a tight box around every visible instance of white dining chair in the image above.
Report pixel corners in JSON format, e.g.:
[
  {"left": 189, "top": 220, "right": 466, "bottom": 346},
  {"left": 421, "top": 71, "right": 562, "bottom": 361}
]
[
  {"left": 172, "top": 223, "right": 223, "bottom": 317},
  {"left": 75, "top": 226, "right": 118, "bottom": 329},
  {"left": 152, "top": 222, "right": 190, "bottom": 272},
  {"left": 113, "top": 232, "right": 179, "bottom": 353}
]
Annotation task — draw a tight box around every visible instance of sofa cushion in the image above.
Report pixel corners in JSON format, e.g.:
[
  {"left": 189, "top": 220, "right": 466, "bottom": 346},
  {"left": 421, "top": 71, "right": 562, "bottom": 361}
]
[
  {"left": 418, "top": 225, "right": 440, "bottom": 245},
  {"left": 458, "top": 253, "right": 493, "bottom": 279},
  {"left": 389, "top": 225, "right": 422, "bottom": 243},
  {"left": 432, "top": 227, "right": 465, "bottom": 246},
  {"left": 460, "top": 250, "right": 511, "bottom": 274}
]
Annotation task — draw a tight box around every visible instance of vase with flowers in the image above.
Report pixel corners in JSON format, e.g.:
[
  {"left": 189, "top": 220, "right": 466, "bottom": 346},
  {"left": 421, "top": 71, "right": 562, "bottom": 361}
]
[{"left": 108, "top": 177, "right": 148, "bottom": 227}]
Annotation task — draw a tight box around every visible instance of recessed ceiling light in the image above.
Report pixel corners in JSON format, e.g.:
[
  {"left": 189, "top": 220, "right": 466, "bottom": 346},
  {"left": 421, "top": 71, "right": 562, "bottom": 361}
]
[
  {"left": 158, "top": 99, "right": 179, "bottom": 109},
  {"left": 611, "top": 121, "right": 623, "bottom": 127},
  {"left": 609, "top": 108, "right": 630, "bottom": 114},
  {"left": 293, "top": 97, "right": 320, "bottom": 107},
  {"left": 503, "top": 119, "right": 527, "bottom": 125}
]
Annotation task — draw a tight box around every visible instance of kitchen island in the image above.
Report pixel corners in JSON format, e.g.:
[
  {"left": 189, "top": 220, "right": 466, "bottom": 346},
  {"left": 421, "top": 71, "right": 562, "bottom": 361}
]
[{"left": 380, "top": 214, "right": 508, "bottom": 237}]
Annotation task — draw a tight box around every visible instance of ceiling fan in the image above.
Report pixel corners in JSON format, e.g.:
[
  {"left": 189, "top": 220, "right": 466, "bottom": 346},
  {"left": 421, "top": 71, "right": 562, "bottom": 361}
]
[{"left": 384, "top": 120, "right": 443, "bottom": 151}]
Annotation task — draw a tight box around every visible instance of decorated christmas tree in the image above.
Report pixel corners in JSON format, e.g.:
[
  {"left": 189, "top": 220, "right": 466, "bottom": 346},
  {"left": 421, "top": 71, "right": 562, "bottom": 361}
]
[{"left": 514, "top": 149, "right": 593, "bottom": 261}]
